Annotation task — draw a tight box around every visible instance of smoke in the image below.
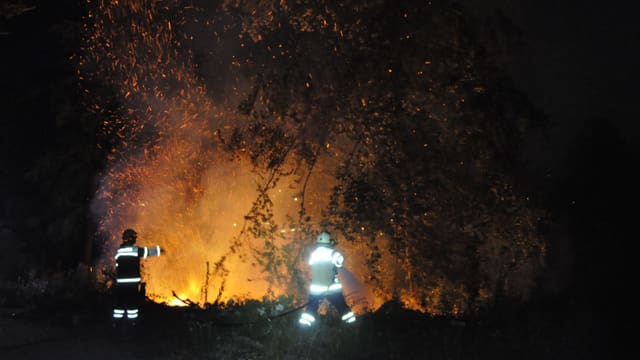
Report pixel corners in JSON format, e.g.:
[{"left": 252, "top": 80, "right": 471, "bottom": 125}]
[
  {"left": 80, "top": 0, "right": 391, "bottom": 312},
  {"left": 339, "top": 267, "right": 376, "bottom": 314}
]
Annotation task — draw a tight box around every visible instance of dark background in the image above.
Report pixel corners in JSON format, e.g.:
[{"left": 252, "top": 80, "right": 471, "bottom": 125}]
[
  {"left": 1, "top": 0, "right": 636, "bottom": 357},
  {"left": 473, "top": 0, "right": 636, "bottom": 300},
  {"left": 473, "top": 2, "right": 636, "bottom": 353}
]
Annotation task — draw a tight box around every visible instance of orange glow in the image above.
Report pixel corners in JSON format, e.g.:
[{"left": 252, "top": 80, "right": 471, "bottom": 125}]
[
  {"left": 79, "top": 0, "right": 484, "bottom": 315},
  {"left": 80, "top": 0, "right": 383, "bottom": 309}
]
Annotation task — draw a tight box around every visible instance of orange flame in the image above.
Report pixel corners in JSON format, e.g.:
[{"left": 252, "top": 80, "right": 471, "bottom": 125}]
[
  {"left": 80, "top": 0, "right": 391, "bottom": 311},
  {"left": 78, "top": 0, "right": 518, "bottom": 316}
]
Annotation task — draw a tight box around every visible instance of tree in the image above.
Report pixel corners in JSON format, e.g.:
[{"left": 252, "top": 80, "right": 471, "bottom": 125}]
[
  {"left": 78, "top": 0, "right": 547, "bottom": 313},
  {"left": 220, "top": 0, "right": 547, "bottom": 313}
]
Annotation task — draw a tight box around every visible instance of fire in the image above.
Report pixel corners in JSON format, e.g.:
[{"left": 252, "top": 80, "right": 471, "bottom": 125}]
[
  {"left": 78, "top": 0, "right": 545, "bottom": 315},
  {"left": 79, "top": 0, "right": 386, "bottom": 310}
]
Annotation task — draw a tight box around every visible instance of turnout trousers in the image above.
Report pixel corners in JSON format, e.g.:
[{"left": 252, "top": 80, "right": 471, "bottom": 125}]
[
  {"left": 299, "top": 291, "right": 356, "bottom": 326},
  {"left": 112, "top": 283, "right": 141, "bottom": 321}
]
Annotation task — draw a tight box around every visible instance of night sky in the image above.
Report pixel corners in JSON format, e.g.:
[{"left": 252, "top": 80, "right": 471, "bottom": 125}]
[
  {"left": 0, "top": 0, "right": 636, "bottom": 356},
  {"left": 473, "top": 0, "right": 638, "bottom": 159}
]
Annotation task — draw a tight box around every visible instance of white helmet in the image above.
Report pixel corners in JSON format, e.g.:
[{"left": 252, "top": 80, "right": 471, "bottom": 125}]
[{"left": 316, "top": 231, "right": 332, "bottom": 245}]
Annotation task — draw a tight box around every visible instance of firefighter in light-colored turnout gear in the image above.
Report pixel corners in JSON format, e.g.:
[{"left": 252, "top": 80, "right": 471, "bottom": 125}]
[
  {"left": 299, "top": 231, "right": 356, "bottom": 327},
  {"left": 112, "top": 228, "right": 161, "bottom": 324}
]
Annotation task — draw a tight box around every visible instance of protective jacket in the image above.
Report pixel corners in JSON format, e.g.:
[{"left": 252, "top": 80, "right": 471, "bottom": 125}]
[
  {"left": 309, "top": 245, "right": 344, "bottom": 295},
  {"left": 115, "top": 244, "right": 161, "bottom": 284}
]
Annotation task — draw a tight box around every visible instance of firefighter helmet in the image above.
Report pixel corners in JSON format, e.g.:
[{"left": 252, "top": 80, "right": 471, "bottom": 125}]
[
  {"left": 316, "top": 231, "right": 333, "bottom": 245},
  {"left": 122, "top": 228, "right": 137, "bottom": 243}
]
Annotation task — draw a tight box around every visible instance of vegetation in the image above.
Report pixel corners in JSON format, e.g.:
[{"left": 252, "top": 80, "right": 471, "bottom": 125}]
[
  {"left": 0, "top": 1, "right": 625, "bottom": 358},
  {"left": 200, "top": 0, "right": 547, "bottom": 312},
  {"left": 0, "top": 0, "right": 560, "bottom": 310},
  {"left": 0, "top": 288, "right": 601, "bottom": 359}
]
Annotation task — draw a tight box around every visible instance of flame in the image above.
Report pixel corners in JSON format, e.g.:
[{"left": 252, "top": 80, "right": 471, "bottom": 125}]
[
  {"left": 78, "top": 0, "right": 544, "bottom": 315},
  {"left": 79, "top": 0, "right": 388, "bottom": 310}
]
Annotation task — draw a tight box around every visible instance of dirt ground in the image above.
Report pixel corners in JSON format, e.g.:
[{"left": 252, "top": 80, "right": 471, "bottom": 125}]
[
  {"left": 0, "top": 310, "right": 148, "bottom": 360},
  {"left": 0, "top": 295, "right": 618, "bottom": 360}
]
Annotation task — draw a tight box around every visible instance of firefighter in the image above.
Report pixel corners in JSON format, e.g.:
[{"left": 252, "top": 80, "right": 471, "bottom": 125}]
[
  {"left": 299, "top": 231, "right": 356, "bottom": 327},
  {"left": 112, "top": 228, "right": 162, "bottom": 325}
]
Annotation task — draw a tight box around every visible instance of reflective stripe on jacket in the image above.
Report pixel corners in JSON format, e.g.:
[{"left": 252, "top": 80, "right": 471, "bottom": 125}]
[
  {"left": 114, "top": 245, "right": 161, "bottom": 283},
  {"left": 309, "top": 246, "right": 344, "bottom": 294}
]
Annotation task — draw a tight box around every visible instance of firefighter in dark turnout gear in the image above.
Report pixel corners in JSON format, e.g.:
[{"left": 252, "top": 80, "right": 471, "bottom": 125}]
[
  {"left": 112, "top": 228, "right": 162, "bottom": 323},
  {"left": 299, "top": 231, "right": 355, "bottom": 327}
]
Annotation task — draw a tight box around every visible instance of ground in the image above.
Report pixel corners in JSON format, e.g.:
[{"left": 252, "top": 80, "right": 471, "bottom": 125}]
[{"left": 0, "top": 292, "right": 614, "bottom": 360}]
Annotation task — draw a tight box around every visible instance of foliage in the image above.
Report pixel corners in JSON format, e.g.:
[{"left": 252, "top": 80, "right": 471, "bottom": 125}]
[
  {"left": 2, "top": 0, "right": 548, "bottom": 315},
  {"left": 151, "top": 296, "right": 592, "bottom": 359},
  {"left": 219, "top": 0, "right": 548, "bottom": 312}
]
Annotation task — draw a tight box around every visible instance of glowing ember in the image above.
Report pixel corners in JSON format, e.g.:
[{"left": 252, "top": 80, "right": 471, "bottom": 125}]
[
  {"left": 78, "top": 0, "right": 546, "bottom": 315},
  {"left": 78, "top": 0, "right": 379, "bottom": 310}
]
